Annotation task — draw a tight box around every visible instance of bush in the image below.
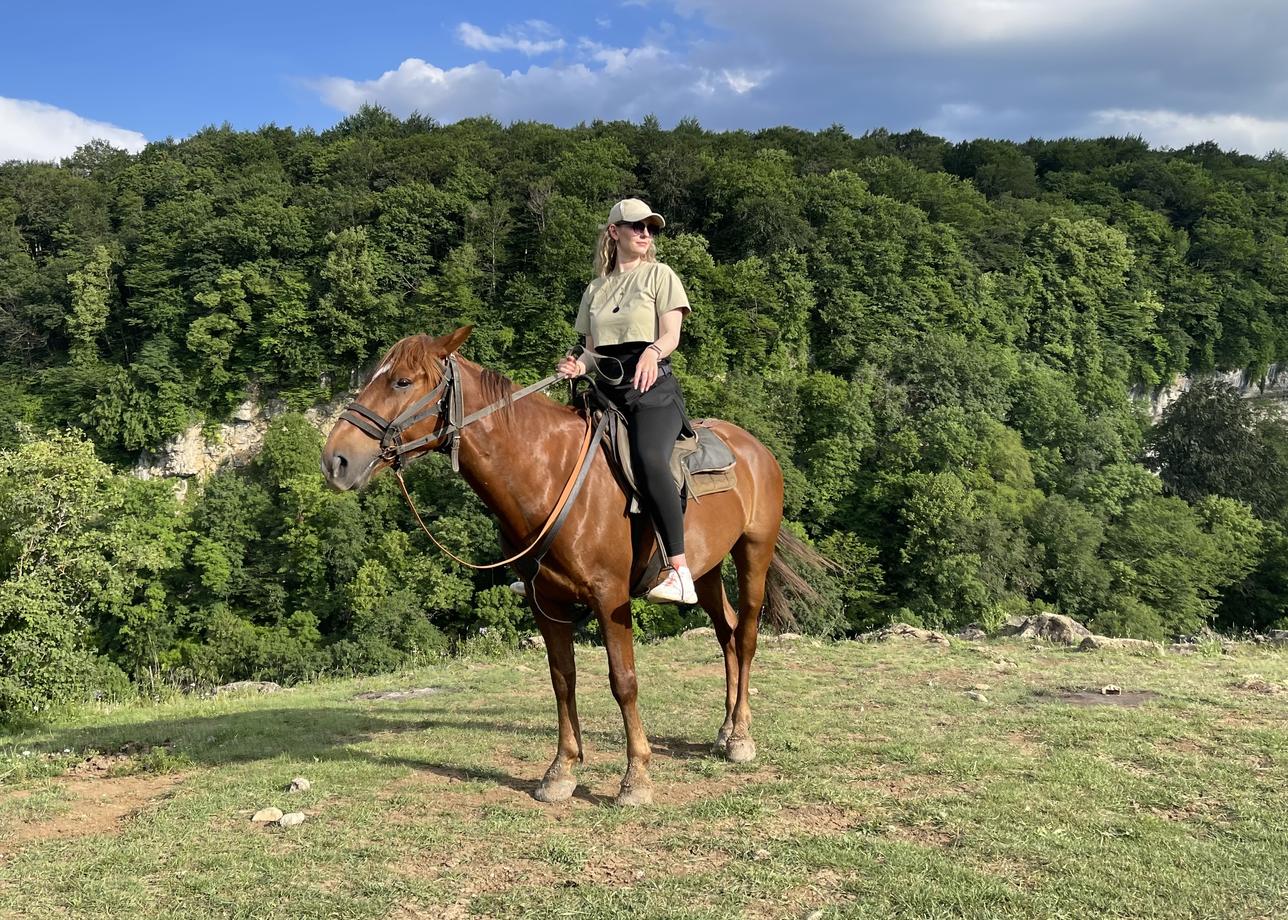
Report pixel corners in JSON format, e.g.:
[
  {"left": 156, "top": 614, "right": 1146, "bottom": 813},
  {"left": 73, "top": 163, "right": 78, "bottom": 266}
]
[{"left": 0, "top": 577, "right": 95, "bottom": 718}]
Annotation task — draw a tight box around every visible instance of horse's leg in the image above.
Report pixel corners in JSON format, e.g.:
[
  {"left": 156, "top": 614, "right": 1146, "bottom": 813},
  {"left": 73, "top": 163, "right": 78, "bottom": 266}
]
[
  {"left": 725, "top": 535, "right": 774, "bottom": 764},
  {"left": 599, "top": 599, "right": 654, "bottom": 806},
  {"left": 695, "top": 567, "right": 738, "bottom": 753},
  {"left": 533, "top": 609, "right": 583, "bottom": 803}
]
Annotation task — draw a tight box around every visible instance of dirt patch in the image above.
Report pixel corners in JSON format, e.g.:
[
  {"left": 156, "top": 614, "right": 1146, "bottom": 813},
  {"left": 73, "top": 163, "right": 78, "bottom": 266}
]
[
  {"left": 0, "top": 773, "right": 185, "bottom": 851},
  {"left": 1035, "top": 689, "right": 1160, "bottom": 707}
]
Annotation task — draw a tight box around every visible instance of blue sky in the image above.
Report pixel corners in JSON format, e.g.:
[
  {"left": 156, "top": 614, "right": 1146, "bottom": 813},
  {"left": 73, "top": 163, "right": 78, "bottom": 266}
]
[{"left": 4, "top": 0, "right": 1287, "bottom": 161}]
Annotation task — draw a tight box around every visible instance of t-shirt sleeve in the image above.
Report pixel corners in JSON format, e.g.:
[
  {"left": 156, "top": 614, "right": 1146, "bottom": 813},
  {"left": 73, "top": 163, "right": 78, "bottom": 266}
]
[
  {"left": 652, "top": 264, "right": 691, "bottom": 319},
  {"left": 574, "top": 284, "right": 593, "bottom": 335}
]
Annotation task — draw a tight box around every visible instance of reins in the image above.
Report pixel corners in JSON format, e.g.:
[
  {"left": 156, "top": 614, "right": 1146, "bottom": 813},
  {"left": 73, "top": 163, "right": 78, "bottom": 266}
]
[{"left": 340, "top": 353, "right": 609, "bottom": 572}]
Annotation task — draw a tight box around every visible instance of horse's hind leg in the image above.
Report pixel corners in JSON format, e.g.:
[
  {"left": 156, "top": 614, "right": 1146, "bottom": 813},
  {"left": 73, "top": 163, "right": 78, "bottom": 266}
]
[
  {"left": 534, "top": 610, "right": 583, "bottom": 803},
  {"left": 695, "top": 567, "right": 738, "bottom": 753},
  {"left": 724, "top": 534, "right": 774, "bottom": 764}
]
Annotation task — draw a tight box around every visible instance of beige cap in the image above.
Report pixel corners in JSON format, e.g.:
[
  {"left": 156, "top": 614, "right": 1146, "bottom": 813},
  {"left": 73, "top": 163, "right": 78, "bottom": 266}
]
[{"left": 608, "top": 198, "right": 665, "bottom": 229}]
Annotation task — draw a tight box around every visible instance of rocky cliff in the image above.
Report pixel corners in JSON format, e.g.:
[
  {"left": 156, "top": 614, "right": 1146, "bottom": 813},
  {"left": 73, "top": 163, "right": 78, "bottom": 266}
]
[{"left": 133, "top": 395, "right": 349, "bottom": 496}]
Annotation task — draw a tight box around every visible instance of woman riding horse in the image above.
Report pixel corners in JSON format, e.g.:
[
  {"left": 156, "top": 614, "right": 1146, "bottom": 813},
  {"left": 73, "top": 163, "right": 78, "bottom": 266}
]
[{"left": 555, "top": 197, "right": 697, "bottom": 605}]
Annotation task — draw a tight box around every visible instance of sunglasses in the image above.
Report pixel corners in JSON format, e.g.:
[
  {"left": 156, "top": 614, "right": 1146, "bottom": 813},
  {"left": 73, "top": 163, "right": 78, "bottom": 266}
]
[{"left": 615, "top": 220, "right": 658, "bottom": 236}]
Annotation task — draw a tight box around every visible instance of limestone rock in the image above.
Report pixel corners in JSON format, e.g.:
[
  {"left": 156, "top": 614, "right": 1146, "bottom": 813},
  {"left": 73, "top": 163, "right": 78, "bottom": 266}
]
[
  {"left": 860, "top": 623, "right": 950, "bottom": 645},
  {"left": 217, "top": 681, "right": 283, "bottom": 695},
  {"left": 682, "top": 626, "right": 715, "bottom": 639},
  {"left": 998, "top": 613, "right": 1090, "bottom": 645},
  {"left": 252, "top": 807, "right": 284, "bottom": 823},
  {"left": 288, "top": 777, "right": 311, "bottom": 793},
  {"left": 133, "top": 394, "right": 350, "bottom": 491},
  {"left": 1079, "top": 636, "right": 1163, "bottom": 654},
  {"left": 522, "top": 634, "right": 547, "bottom": 649},
  {"left": 278, "top": 812, "right": 307, "bottom": 828}
]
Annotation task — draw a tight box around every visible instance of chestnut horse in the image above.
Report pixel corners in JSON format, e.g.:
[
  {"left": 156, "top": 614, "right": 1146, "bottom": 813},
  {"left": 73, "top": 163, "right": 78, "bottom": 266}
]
[{"left": 322, "top": 327, "right": 819, "bottom": 806}]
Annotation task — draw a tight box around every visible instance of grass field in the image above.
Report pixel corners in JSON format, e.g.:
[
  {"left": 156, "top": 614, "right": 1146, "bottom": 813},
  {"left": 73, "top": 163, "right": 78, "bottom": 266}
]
[{"left": 1, "top": 633, "right": 1286, "bottom": 919}]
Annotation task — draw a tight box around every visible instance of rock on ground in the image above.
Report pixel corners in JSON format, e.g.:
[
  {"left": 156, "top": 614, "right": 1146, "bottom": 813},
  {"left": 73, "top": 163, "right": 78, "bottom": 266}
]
[
  {"left": 682, "top": 626, "right": 715, "bottom": 639},
  {"left": 288, "top": 777, "right": 311, "bottom": 793},
  {"left": 278, "top": 812, "right": 306, "bottom": 828},
  {"left": 998, "top": 613, "right": 1090, "bottom": 645},
  {"left": 1079, "top": 636, "right": 1163, "bottom": 653},
  {"left": 217, "top": 681, "right": 283, "bottom": 695},
  {"left": 252, "top": 807, "right": 284, "bottom": 823},
  {"left": 860, "top": 623, "right": 950, "bottom": 645}
]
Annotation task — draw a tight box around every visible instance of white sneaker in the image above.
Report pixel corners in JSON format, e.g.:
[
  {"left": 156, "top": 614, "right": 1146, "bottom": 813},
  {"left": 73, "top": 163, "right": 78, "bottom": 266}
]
[
  {"left": 508, "top": 580, "right": 527, "bottom": 597},
  {"left": 647, "top": 566, "right": 697, "bottom": 605}
]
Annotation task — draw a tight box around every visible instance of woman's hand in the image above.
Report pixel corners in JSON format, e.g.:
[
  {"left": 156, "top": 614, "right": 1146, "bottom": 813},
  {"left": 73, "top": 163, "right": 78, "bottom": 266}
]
[
  {"left": 558, "top": 354, "right": 587, "bottom": 379},
  {"left": 633, "top": 345, "right": 660, "bottom": 392}
]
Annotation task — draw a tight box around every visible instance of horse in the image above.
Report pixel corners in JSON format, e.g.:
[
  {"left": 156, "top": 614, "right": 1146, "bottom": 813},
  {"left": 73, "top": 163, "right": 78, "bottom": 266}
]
[{"left": 321, "top": 326, "right": 824, "bottom": 806}]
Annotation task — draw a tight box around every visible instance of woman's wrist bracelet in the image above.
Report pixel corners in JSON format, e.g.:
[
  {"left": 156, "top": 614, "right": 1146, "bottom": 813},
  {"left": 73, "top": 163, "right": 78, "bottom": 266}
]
[{"left": 647, "top": 343, "right": 664, "bottom": 359}]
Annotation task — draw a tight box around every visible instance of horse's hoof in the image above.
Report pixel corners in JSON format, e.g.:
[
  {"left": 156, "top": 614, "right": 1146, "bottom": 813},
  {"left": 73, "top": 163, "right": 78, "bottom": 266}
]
[
  {"left": 713, "top": 725, "right": 733, "bottom": 754},
  {"left": 534, "top": 777, "right": 577, "bottom": 803},
  {"left": 614, "top": 784, "right": 654, "bottom": 807},
  {"left": 726, "top": 738, "right": 757, "bottom": 763}
]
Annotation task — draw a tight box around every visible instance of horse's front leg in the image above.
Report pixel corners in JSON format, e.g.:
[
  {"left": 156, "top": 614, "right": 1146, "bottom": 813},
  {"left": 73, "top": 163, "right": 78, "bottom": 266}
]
[
  {"left": 599, "top": 598, "right": 654, "bottom": 806},
  {"left": 533, "top": 608, "right": 583, "bottom": 803}
]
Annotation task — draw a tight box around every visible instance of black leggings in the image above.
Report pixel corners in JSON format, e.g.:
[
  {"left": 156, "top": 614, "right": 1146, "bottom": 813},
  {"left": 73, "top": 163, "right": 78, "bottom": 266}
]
[
  {"left": 592, "top": 345, "right": 688, "bottom": 557},
  {"left": 626, "top": 384, "right": 687, "bottom": 557}
]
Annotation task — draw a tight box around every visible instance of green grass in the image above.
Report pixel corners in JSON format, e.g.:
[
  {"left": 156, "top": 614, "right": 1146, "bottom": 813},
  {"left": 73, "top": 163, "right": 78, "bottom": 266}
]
[{"left": 1, "top": 637, "right": 1286, "bottom": 919}]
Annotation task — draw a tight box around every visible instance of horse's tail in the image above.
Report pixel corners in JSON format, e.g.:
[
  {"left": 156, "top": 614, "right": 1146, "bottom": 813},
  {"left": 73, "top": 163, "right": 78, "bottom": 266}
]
[{"left": 762, "top": 529, "right": 841, "bottom": 634}]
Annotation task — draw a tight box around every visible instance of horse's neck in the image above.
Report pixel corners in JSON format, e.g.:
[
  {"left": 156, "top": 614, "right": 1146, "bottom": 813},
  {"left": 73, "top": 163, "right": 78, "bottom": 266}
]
[{"left": 453, "top": 366, "right": 591, "bottom": 537}]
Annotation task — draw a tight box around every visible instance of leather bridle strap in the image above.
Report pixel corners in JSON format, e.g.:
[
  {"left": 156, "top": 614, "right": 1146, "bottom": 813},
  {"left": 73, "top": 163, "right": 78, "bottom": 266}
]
[{"left": 393, "top": 408, "right": 610, "bottom": 570}]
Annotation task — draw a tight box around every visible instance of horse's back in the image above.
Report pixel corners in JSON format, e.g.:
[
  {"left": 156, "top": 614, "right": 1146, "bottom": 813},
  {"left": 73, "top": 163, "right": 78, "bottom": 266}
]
[{"left": 689, "top": 419, "right": 784, "bottom": 542}]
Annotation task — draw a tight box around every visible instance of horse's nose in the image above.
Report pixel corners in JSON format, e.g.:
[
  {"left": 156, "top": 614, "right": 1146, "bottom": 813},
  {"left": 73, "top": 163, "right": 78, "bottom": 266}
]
[{"left": 323, "top": 451, "right": 349, "bottom": 487}]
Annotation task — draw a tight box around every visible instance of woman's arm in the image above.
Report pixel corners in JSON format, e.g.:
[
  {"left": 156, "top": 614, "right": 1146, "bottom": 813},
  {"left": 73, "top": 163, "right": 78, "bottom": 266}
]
[{"left": 633, "top": 310, "right": 684, "bottom": 392}]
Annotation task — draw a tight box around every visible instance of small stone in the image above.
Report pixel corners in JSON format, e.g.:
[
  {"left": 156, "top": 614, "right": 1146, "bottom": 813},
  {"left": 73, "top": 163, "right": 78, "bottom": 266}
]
[
  {"left": 966, "top": 691, "right": 989, "bottom": 703},
  {"left": 252, "top": 807, "right": 284, "bottom": 823},
  {"left": 682, "top": 626, "right": 715, "bottom": 639},
  {"left": 1100, "top": 685, "right": 1121, "bottom": 695},
  {"left": 972, "top": 683, "right": 991, "bottom": 691},
  {"left": 749, "top": 687, "right": 760, "bottom": 696},
  {"left": 278, "top": 812, "right": 306, "bottom": 828},
  {"left": 804, "top": 912, "right": 826, "bottom": 920},
  {"left": 751, "top": 848, "right": 771, "bottom": 861},
  {"left": 288, "top": 777, "right": 311, "bottom": 792},
  {"left": 633, "top": 869, "right": 645, "bottom": 880},
  {"left": 522, "top": 634, "right": 546, "bottom": 650}
]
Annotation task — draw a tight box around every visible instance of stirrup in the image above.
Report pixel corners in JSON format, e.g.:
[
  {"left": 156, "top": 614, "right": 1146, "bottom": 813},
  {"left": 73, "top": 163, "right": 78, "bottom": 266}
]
[
  {"left": 646, "top": 565, "right": 697, "bottom": 605},
  {"left": 508, "top": 580, "right": 527, "bottom": 597}
]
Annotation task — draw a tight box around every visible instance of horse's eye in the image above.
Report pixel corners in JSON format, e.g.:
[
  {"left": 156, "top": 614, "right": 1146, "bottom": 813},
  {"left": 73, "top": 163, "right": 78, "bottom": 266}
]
[{"left": 395, "top": 377, "right": 412, "bottom": 388}]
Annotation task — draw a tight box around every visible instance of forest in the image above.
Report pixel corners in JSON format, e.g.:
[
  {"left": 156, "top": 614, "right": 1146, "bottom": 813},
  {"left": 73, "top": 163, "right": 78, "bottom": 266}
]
[{"left": 2, "top": 109, "right": 1288, "bottom": 713}]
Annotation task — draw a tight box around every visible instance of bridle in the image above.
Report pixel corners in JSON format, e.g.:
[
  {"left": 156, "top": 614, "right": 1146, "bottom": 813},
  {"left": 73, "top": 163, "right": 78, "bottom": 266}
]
[{"left": 337, "top": 353, "right": 609, "bottom": 573}]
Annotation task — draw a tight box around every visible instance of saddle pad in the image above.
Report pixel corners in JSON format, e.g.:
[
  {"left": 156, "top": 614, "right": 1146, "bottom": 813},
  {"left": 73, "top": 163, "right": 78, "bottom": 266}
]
[{"left": 607, "top": 415, "right": 739, "bottom": 512}]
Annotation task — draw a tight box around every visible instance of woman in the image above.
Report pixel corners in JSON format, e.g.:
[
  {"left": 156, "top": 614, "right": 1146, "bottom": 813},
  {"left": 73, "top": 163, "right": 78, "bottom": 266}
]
[{"left": 557, "top": 198, "right": 698, "bottom": 605}]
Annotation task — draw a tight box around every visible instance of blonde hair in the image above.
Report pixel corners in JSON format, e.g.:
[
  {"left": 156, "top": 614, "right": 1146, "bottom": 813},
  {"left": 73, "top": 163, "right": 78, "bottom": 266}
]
[{"left": 592, "top": 223, "right": 658, "bottom": 278}]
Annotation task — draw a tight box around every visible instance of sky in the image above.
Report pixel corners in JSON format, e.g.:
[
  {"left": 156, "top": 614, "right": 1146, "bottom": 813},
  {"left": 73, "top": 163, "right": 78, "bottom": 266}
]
[{"left": 3, "top": 0, "right": 1288, "bottom": 162}]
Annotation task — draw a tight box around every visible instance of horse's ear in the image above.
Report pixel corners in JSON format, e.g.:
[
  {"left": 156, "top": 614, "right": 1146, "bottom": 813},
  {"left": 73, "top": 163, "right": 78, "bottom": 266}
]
[{"left": 436, "top": 325, "right": 473, "bottom": 357}]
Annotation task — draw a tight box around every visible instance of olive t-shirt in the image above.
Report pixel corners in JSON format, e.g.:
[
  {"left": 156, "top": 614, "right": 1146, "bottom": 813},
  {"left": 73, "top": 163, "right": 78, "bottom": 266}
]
[{"left": 574, "top": 262, "right": 691, "bottom": 345}]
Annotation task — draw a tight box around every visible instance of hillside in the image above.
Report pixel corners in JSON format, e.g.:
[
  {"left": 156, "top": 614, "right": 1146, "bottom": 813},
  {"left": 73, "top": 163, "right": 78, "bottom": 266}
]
[{"left": 5, "top": 117, "right": 1288, "bottom": 711}]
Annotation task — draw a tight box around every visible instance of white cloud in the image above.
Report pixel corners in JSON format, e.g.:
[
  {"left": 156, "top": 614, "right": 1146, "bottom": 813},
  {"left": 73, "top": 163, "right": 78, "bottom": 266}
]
[
  {"left": 315, "top": 44, "right": 771, "bottom": 127},
  {"left": 0, "top": 97, "right": 147, "bottom": 163},
  {"left": 1089, "top": 108, "right": 1288, "bottom": 156},
  {"left": 456, "top": 21, "right": 566, "bottom": 56}
]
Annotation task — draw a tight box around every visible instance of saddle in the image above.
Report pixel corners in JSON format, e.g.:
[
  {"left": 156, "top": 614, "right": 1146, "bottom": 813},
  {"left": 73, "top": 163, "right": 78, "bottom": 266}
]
[
  {"left": 509, "top": 383, "right": 739, "bottom": 601},
  {"left": 603, "top": 410, "right": 739, "bottom": 514},
  {"left": 597, "top": 403, "right": 738, "bottom": 598}
]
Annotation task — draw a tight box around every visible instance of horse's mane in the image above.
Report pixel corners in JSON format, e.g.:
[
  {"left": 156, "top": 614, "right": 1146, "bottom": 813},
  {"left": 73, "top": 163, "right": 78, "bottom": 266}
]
[{"left": 377, "top": 334, "right": 548, "bottom": 429}]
